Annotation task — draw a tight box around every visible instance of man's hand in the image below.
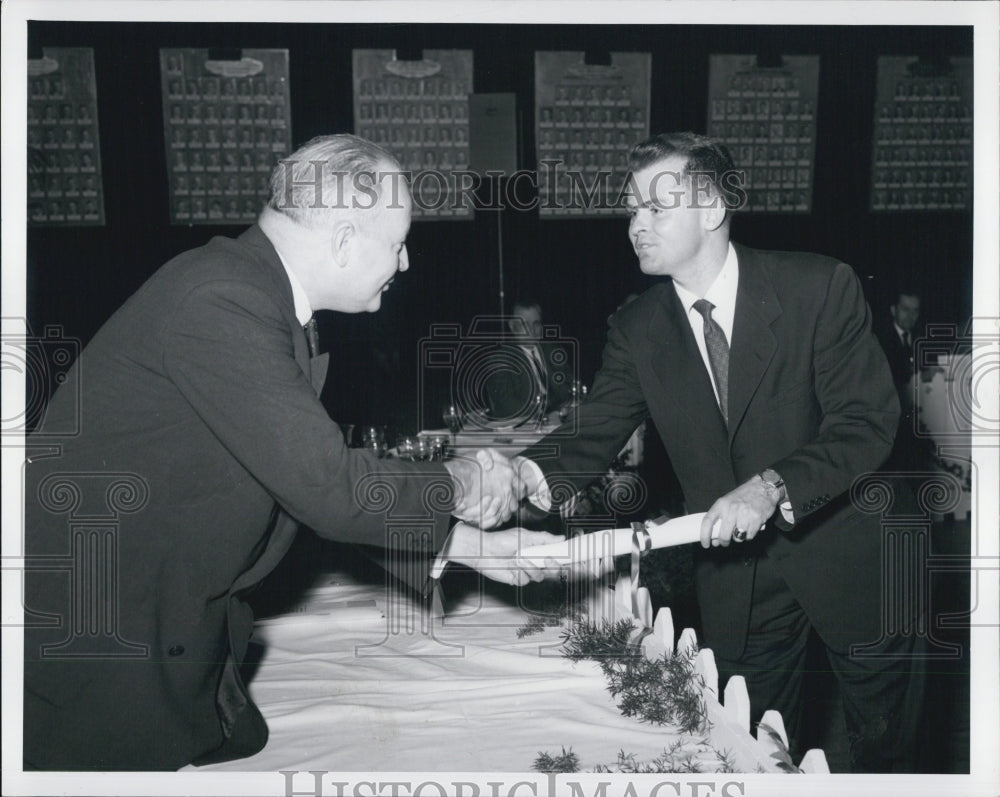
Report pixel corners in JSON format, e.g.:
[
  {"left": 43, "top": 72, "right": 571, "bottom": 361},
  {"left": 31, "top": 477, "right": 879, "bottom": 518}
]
[
  {"left": 511, "top": 454, "right": 546, "bottom": 500},
  {"left": 445, "top": 523, "right": 567, "bottom": 586},
  {"left": 700, "top": 475, "right": 780, "bottom": 548},
  {"left": 444, "top": 448, "right": 525, "bottom": 529}
]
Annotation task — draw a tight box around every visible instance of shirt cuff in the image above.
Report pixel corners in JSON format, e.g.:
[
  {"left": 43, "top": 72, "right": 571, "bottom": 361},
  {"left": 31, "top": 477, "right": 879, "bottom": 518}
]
[
  {"left": 427, "top": 523, "right": 460, "bottom": 583},
  {"left": 519, "top": 457, "right": 553, "bottom": 512}
]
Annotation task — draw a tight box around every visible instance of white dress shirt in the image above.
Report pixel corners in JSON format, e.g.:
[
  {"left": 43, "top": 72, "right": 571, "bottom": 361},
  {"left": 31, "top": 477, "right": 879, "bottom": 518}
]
[
  {"left": 892, "top": 321, "right": 911, "bottom": 348},
  {"left": 520, "top": 344, "right": 548, "bottom": 399},
  {"left": 272, "top": 246, "right": 313, "bottom": 326},
  {"left": 671, "top": 243, "right": 739, "bottom": 411},
  {"left": 526, "top": 241, "right": 793, "bottom": 522}
]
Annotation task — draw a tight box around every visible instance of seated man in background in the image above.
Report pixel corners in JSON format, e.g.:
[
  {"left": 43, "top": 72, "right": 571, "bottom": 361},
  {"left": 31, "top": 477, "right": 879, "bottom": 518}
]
[
  {"left": 874, "top": 288, "right": 934, "bottom": 471},
  {"left": 481, "top": 300, "right": 575, "bottom": 427},
  {"left": 22, "top": 134, "right": 560, "bottom": 771}
]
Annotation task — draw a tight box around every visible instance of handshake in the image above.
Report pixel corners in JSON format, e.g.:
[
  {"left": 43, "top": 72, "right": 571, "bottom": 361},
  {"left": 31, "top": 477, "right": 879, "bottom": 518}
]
[
  {"left": 439, "top": 449, "right": 565, "bottom": 587},
  {"left": 443, "top": 448, "right": 542, "bottom": 530}
]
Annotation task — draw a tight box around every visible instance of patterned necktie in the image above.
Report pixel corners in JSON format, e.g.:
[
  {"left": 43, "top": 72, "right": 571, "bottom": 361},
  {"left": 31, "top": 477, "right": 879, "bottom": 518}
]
[
  {"left": 527, "top": 346, "right": 547, "bottom": 404},
  {"left": 304, "top": 317, "right": 319, "bottom": 358},
  {"left": 692, "top": 299, "right": 729, "bottom": 423}
]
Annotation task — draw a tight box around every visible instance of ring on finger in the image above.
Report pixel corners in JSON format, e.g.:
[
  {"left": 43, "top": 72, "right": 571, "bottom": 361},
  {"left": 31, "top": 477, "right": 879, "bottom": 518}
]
[{"left": 733, "top": 528, "right": 748, "bottom": 542}]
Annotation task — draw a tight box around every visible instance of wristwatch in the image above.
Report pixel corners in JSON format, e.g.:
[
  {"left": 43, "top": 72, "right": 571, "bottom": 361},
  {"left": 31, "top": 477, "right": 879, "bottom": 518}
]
[{"left": 759, "top": 468, "right": 786, "bottom": 501}]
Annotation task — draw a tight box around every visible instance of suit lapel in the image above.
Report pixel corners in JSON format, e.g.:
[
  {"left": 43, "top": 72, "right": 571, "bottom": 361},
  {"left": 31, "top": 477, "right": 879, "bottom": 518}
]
[
  {"left": 644, "top": 284, "right": 730, "bottom": 463},
  {"left": 727, "top": 244, "right": 781, "bottom": 442},
  {"left": 238, "top": 224, "right": 320, "bottom": 393},
  {"left": 309, "top": 352, "right": 330, "bottom": 395}
]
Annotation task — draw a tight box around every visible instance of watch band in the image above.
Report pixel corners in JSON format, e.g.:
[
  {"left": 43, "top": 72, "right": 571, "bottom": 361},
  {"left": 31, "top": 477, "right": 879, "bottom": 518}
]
[{"left": 759, "top": 468, "right": 785, "bottom": 498}]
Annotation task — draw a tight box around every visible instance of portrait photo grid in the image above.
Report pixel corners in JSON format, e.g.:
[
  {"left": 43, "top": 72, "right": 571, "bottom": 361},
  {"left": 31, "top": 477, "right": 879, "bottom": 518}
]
[
  {"left": 160, "top": 48, "right": 292, "bottom": 225},
  {"left": 706, "top": 54, "right": 820, "bottom": 214},
  {"left": 870, "top": 56, "right": 973, "bottom": 212},
  {"left": 27, "top": 47, "right": 105, "bottom": 227},
  {"left": 352, "top": 49, "right": 473, "bottom": 220}
]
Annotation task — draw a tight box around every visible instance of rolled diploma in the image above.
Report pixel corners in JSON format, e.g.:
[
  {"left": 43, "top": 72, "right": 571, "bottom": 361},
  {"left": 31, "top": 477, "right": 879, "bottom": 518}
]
[{"left": 517, "top": 512, "right": 709, "bottom": 568}]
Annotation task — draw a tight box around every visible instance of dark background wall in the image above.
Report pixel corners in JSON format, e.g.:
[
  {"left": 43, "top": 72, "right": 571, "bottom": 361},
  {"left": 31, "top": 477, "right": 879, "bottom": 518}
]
[{"left": 26, "top": 21, "right": 974, "bottom": 434}]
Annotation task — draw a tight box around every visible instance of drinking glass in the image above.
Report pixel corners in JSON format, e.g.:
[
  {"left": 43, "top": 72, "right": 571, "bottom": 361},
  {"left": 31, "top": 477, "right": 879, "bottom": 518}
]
[
  {"left": 362, "top": 425, "right": 387, "bottom": 458},
  {"left": 442, "top": 404, "right": 462, "bottom": 433}
]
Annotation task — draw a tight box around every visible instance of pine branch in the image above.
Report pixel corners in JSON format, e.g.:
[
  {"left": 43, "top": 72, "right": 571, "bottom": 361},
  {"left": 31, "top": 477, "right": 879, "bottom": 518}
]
[
  {"left": 558, "top": 619, "right": 708, "bottom": 734},
  {"left": 533, "top": 747, "right": 580, "bottom": 773}
]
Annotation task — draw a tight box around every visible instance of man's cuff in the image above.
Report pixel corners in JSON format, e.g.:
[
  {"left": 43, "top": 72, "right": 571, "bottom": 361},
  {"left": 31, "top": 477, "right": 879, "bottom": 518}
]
[
  {"left": 427, "top": 524, "right": 459, "bottom": 583},
  {"left": 517, "top": 457, "right": 552, "bottom": 512}
]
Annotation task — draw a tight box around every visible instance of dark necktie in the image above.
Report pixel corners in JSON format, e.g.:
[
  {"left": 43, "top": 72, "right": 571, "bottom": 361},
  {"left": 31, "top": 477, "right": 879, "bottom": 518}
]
[
  {"left": 692, "top": 299, "right": 729, "bottom": 423},
  {"left": 304, "top": 317, "right": 319, "bottom": 358},
  {"left": 528, "top": 346, "right": 547, "bottom": 399}
]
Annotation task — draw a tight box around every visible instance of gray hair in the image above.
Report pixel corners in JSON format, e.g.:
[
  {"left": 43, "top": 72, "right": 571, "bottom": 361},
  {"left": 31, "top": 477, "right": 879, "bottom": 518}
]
[{"left": 267, "top": 134, "right": 407, "bottom": 228}]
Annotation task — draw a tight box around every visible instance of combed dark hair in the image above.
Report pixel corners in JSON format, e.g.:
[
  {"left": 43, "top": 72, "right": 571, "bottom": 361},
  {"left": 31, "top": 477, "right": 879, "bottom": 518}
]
[
  {"left": 267, "top": 134, "right": 404, "bottom": 228},
  {"left": 891, "top": 287, "right": 922, "bottom": 305},
  {"left": 511, "top": 299, "right": 542, "bottom": 314},
  {"left": 628, "top": 132, "right": 742, "bottom": 214}
]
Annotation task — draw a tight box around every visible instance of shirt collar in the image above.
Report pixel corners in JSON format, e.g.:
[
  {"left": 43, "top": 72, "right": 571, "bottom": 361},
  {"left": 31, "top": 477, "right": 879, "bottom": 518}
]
[
  {"left": 672, "top": 242, "right": 739, "bottom": 318},
  {"left": 272, "top": 246, "right": 313, "bottom": 326}
]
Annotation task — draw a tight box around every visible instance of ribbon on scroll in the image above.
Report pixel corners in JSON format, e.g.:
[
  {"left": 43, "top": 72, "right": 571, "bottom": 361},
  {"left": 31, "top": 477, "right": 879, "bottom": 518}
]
[
  {"left": 517, "top": 512, "right": 708, "bottom": 570},
  {"left": 627, "top": 520, "right": 655, "bottom": 647}
]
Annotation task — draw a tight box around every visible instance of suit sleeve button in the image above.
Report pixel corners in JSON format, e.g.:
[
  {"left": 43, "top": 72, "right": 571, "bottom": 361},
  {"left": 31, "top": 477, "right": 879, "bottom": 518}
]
[{"left": 168, "top": 645, "right": 185, "bottom": 657}]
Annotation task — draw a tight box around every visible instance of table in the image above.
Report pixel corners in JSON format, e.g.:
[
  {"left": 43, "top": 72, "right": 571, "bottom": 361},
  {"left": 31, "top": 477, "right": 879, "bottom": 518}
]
[
  {"left": 191, "top": 563, "right": 823, "bottom": 774},
  {"left": 419, "top": 422, "right": 645, "bottom": 465},
  {"left": 419, "top": 424, "right": 557, "bottom": 457}
]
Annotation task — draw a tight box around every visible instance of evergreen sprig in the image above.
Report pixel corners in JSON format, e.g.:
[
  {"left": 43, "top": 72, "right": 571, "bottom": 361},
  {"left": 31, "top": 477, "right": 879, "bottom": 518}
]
[
  {"left": 516, "top": 614, "right": 556, "bottom": 638},
  {"left": 559, "top": 618, "right": 709, "bottom": 734},
  {"left": 593, "top": 741, "right": 713, "bottom": 774},
  {"left": 533, "top": 747, "right": 580, "bottom": 773},
  {"left": 559, "top": 617, "right": 639, "bottom": 672},
  {"left": 515, "top": 574, "right": 584, "bottom": 638},
  {"left": 714, "top": 747, "right": 738, "bottom": 774}
]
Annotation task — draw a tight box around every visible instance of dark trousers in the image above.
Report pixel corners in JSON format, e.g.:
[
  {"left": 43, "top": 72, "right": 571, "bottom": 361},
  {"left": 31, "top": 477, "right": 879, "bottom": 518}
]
[{"left": 714, "top": 552, "right": 927, "bottom": 773}]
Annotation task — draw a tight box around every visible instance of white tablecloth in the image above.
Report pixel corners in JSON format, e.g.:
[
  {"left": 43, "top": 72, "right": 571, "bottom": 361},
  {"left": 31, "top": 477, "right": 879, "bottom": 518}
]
[{"left": 193, "top": 569, "right": 756, "bottom": 773}]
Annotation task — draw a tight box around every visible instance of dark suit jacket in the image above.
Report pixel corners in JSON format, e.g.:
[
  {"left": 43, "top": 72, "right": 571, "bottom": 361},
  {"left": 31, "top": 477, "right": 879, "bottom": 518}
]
[
  {"left": 524, "top": 244, "right": 899, "bottom": 660},
  {"left": 23, "top": 225, "right": 452, "bottom": 770},
  {"left": 874, "top": 318, "right": 916, "bottom": 392},
  {"left": 873, "top": 319, "right": 932, "bottom": 470},
  {"left": 481, "top": 340, "right": 574, "bottom": 424}
]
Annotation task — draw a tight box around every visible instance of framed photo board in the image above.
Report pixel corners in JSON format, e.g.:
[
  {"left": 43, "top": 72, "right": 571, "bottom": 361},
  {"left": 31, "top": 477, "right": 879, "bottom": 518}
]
[
  {"left": 27, "top": 48, "right": 105, "bottom": 226},
  {"left": 160, "top": 48, "right": 292, "bottom": 225}
]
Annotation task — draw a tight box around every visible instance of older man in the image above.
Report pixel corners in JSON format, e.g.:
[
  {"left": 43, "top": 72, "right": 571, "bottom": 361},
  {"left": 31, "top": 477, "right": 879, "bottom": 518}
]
[
  {"left": 23, "top": 135, "right": 553, "bottom": 771},
  {"left": 519, "top": 132, "right": 925, "bottom": 772}
]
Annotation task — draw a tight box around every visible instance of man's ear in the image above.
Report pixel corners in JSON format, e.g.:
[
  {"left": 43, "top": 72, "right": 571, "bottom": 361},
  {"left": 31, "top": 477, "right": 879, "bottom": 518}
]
[
  {"left": 330, "top": 221, "right": 355, "bottom": 267},
  {"left": 702, "top": 193, "right": 727, "bottom": 232}
]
